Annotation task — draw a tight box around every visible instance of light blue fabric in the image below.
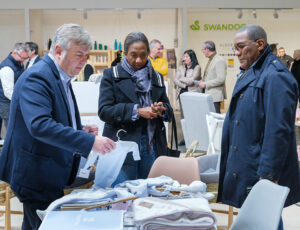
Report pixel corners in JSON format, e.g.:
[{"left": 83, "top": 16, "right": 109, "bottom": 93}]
[
  {"left": 92, "top": 141, "right": 141, "bottom": 189},
  {"left": 131, "top": 104, "right": 140, "bottom": 121},
  {"left": 115, "top": 175, "right": 175, "bottom": 197},
  {"left": 112, "top": 135, "right": 156, "bottom": 186},
  {"left": 37, "top": 188, "right": 134, "bottom": 220}
]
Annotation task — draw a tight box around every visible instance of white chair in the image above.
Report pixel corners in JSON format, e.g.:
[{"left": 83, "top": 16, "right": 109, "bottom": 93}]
[
  {"left": 230, "top": 180, "right": 290, "bottom": 230},
  {"left": 206, "top": 112, "right": 226, "bottom": 155},
  {"left": 180, "top": 92, "right": 215, "bottom": 151}
]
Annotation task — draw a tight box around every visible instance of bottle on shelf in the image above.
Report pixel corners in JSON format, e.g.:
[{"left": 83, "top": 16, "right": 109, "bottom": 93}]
[
  {"left": 118, "top": 42, "right": 122, "bottom": 50},
  {"left": 114, "top": 39, "right": 118, "bottom": 50},
  {"left": 94, "top": 41, "right": 97, "bottom": 50}
]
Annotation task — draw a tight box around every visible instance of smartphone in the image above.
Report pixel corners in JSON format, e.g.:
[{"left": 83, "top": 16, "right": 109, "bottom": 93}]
[{"left": 194, "top": 80, "right": 200, "bottom": 85}]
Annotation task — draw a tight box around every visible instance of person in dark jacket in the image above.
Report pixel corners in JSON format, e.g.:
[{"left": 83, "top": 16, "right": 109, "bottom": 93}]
[
  {"left": 0, "top": 43, "right": 29, "bottom": 128},
  {"left": 0, "top": 24, "right": 115, "bottom": 230},
  {"left": 278, "top": 47, "right": 293, "bottom": 69},
  {"left": 291, "top": 49, "right": 300, "bottom": 101},
  {"left": 99, "top": 32, "right": 173, "bottom": 185},
  {"left": 217, "top": 24, "right": 300, "bottom": 230}
]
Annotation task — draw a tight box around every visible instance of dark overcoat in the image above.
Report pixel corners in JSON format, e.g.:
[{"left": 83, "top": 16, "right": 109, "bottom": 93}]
[
  {"left": 217, "top": 46, "right": 300, "bottom": 208},
  {"left": 98, "top": 64, "right": 173, "bottom": 165}
]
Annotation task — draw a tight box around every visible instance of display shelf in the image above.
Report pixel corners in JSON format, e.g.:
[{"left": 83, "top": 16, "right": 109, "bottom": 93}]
[{"left": 89, "top": 50, "right": 112, "bottom": 72}]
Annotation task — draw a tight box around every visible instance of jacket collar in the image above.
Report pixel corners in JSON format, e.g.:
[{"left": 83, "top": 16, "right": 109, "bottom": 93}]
[
  {"left": 115, "top": 64, "right": 163, "bottom": 87},
  {"left": 43, "top": 54, "right": 60, "bottom": 80},
  {"left": 43, "top": 54, "right": 75, "bottom": 126},
  {"left": 232, "top": 46, "right": 271, "bottom": 97},
  {"left": 8, "top": 53, "right": 23, "bottom": 69}
]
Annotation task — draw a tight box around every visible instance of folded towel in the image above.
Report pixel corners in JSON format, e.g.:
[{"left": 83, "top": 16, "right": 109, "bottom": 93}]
[{"left": 134, "top": 197, "right": 217, "bottom": 230}]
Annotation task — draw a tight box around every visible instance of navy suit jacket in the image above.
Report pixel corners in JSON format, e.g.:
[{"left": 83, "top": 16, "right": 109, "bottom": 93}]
[{"left": 0, "top": 55, "right": 95, "bottom": 202}]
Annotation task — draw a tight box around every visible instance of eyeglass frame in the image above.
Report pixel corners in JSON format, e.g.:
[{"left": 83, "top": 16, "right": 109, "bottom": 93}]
[
  {"left": 233, "top": 39, "right": 261, "bottom": 53},
  {"left": 16, "top": 52, "right": 29, "bottom": 61}
]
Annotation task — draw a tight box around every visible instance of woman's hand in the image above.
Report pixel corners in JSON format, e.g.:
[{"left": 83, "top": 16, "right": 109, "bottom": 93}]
[
  {"left": 138, "top": 102, "right": 166, "bottom": 119},
  {"left": 151, "top": 102, "right": 166, "bottom": 117}
]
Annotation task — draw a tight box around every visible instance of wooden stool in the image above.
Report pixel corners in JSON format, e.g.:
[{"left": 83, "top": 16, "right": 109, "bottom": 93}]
[{"left": 0, "top": 182, "right": 23, "bottom": 230}]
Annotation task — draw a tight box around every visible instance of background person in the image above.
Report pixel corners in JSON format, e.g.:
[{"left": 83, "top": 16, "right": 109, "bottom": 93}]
[
  {"left": 0, "top": 24, "right": 115, "bottom": 230},
  {"left": 99, "top": 32, "right": 173, "bottom": 185},
  {"left": 25, "top": 41, "right": 41, "bottom": 69},
  {"left": 0, "top": 43, "right": 29, "bottom": 129},
  {"left": 270, "top": 43, "right": 278, "bottom": 55},
  {"left": 291, "top": 49, "right": 300, "bottom": 101},
  {"left": 278, "top": 47, "right": 293, "bottom": 69},
  {"left": 149, "top": 39, "right": 169, "bottom": 80},
  {"left": 174, "top": 49, "right": 201, "bottom": 146},
  {"left": 217, "top": 24, "right": 300, "bottom": 230},
  {"left": 199, "top": 41, "right": 227, "bottom": 113}
]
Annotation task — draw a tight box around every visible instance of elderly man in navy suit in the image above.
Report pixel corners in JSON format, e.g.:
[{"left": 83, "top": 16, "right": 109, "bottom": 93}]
[{"left": 0, "top": 24, "right": 115, "bottom": 230}]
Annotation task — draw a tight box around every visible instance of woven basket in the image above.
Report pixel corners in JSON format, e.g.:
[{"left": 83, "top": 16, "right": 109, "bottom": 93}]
[
  {"left": 63, "top": 181, "right": 94, "bottom": 195},
  {"left": 207, "top": 183, "right": 219, "bottom": 203}
]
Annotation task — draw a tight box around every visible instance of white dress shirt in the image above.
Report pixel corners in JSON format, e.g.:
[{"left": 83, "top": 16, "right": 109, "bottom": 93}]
[
  {"left": 0, "top": 66, "right": 14, "bottom": 100},
  {"left": 27, "top": 55, "right": 39, "bottom": 69}
]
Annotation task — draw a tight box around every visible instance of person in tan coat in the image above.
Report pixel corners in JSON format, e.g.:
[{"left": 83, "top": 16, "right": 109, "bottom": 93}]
[{"left": 199, "top": 41, "right": 226, "bottom": 113}]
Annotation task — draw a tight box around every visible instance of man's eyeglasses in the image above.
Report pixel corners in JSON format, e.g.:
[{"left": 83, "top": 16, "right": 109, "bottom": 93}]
[
  {"left": 16, "top": 52, "right": 29, "bottom": 61},
  {"left": 233, "top": 40, "right": 259, "bottom": 53}
]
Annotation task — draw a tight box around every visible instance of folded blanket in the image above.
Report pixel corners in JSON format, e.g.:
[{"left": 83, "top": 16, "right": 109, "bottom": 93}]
[
  {"left": 115, "top": 176, "right": 176, "bottom": 197},
  {"left": 134, "top": 197, "right": 217, "bottom": 230},
  {"left": 37, "top": 188, "right": 134, "bottom": 220}
]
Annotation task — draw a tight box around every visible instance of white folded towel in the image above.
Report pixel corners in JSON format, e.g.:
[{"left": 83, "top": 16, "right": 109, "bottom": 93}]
[{"left": 134, "top": 197, "right": 217, "bottom": 230}]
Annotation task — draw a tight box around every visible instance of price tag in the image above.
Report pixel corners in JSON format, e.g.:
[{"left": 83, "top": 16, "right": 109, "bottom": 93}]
[{"left": 78, "top": 169, "right": 90, "bottom": 179}]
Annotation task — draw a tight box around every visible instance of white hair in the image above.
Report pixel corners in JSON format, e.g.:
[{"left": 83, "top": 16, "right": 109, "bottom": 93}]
[
  {"left": 13, "top": 43, "right": 30, "bottom": 53},
  {"left": 50, "top": 24, "right": 92, "bottom": 55}
]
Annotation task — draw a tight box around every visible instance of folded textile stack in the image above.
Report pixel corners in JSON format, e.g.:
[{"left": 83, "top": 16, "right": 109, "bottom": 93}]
[
  {"left": 133, "top": 197, "right": 217, "bottom": 230},
  {"left": 115, "top": 176, "right": 176, "bottom": 197},
  {"left": 37, "top": 188, "right": 134, "bottom": 220},
  {"left": 116, "top": 176, "right": 214, "bottom": 200}
]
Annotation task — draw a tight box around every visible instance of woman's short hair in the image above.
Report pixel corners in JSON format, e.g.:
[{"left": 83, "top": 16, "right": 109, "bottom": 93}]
[
  {"left": 124, "top": 32, "right": 150, "bottom": 54},
  {"left": 184, "top": 49, "right": 199, "bottom": 69},
  {"left": 50, "top": 24, "right": 92, "bottom": 55}
]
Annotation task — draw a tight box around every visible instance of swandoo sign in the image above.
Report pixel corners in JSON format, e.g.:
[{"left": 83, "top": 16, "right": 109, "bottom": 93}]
[{"left": 190, "top": 20, "right": 246, "bottom": 31}]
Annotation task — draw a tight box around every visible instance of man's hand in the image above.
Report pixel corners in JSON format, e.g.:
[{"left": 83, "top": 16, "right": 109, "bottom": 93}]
[
  {"left": 259, "top": 177, "right": 278, "bottom": 184},
  {"left": 92, "top": 136, "right": 116, "bottom": 154},
  {"left": 83, "top": 124, "right": 98, "bottom": 136},
  {"left": 199, "top": 81, "right": 206, "bottom": 89}
]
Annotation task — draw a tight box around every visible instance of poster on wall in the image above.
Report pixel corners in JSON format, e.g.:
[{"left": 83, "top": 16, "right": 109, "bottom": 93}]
[
  {"left": 166, "top": 49, "right": 177, "bottom": 69},
  {"left": 227, "top": 59, "right": 234, "bottom": 68}
]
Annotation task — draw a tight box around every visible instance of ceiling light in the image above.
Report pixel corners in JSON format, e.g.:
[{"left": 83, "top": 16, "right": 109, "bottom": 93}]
[
  {"left": 273, "top": 9, "right": 279, "bottom": 19},
  {"left": 83, "top": 9, "right": 88, "bottom": 20},
  {"left": 137, "top": 10, "right": 141, "bottom": 19},
  {"left": 252, "top": 9, "right": 257, "bottom": 19},
  {"left": 237, "top": 9, "right": 243, "bottom": 19}
]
